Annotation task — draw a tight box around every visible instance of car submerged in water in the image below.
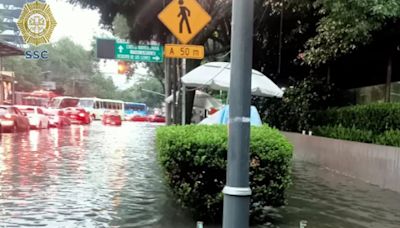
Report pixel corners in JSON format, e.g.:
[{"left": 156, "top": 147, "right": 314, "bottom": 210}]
[
  {"left": 47, "top": 97, "right": 91, "bottom": 125},
  {"left": 15, "top": 105, "right": 50, "bottom": 129},
  {"left": 102, "top": 110, "right": 122, "bottom": 126},
  {"left": 0, "top": 105, "right": 30, "bottom": 133}
]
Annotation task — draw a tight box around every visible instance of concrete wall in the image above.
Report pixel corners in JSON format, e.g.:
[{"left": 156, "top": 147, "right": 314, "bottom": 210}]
[{"left": 283, "top": 132, "right": 400, "bottom": 193}]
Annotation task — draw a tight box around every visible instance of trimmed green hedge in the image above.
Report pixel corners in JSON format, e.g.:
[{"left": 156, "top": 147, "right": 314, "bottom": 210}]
[
  {"left": 156, "top": 125, "right": 293, "bottom": 224},
  {"left": 316, "top": 103, "right": 400, "bottom": 133},
  {"left": 313, "top": 125, "right": 400, "bottom": 147}
]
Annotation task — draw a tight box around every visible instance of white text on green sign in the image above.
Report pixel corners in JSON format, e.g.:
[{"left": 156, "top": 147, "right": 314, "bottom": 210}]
[{"left": 115, "top": 43, "right": 164, "bottom": 63}]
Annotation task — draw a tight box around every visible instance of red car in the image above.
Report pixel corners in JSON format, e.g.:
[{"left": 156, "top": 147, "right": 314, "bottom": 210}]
[
  {"left": 63, "top": 107, "right": 91, "bottom": 125},
  {"left": 147, "top": 114, "right": 166, "bottom": 123},
  {"left": 45, "top": 109, "right": 71, "bottom": 128},
  {"left": 128, "top": 115, "right": 148, "bottom": 122},
  {"left": 0, "top": 105, "right": 30, "bottom": 133},
  {"left": 102, "top": 110, "right": 122, "bottom": 126}
]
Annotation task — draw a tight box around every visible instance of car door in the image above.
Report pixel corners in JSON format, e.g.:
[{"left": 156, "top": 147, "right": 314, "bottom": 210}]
[
  {"left": 9, "top": 108, "right": 20, "bottom": 130},
  {"left": 14, "top": 108, "right": 28, "bottom": 130},
  {"left": 37, "top": 108, "right": 48, "bottom": 128}
]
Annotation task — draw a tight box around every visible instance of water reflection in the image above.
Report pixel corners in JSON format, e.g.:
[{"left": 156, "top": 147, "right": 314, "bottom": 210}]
[{"left": 0, "top": 123, "right": 399, "bottom": 228}]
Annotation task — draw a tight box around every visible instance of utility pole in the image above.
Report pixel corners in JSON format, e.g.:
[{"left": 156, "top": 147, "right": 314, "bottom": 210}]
[
  {"left": 165, "top": 37, "right": 172, "bottom": 125},
  {"left": 222, "top": 0, "right": 254, "bottom": 227},
  {"left": 277, "top": 0, "right": 284, "bottom": 75}
]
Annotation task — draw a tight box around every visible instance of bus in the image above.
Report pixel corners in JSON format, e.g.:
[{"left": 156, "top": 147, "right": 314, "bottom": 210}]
[
  {"left": 15, "top": 90, "right": 59, "bottom": 107},
  {"left": 48, "top": 96, "right": 80, "bottom": 110},
  {"left": 124, "top": 102, "right": 148, "bottom": 117},
  {"left": 78, "top": 98, "right": 125, "bottom": 120}
]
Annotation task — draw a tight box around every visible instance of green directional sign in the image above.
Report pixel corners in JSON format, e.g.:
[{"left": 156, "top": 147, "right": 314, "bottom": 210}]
[{"left": 114, "top": 42, "right": 163, "bottom": 63}]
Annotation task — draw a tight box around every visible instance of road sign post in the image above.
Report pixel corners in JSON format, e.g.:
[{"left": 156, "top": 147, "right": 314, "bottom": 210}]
[{"left": 222, "top": 0, "right": 254, "bottom": 228}]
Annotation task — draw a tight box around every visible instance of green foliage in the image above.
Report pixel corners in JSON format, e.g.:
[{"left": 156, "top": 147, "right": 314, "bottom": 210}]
[
  {"left": 313, "top": 125, "right": 400, "bottom": 147},
  {"left": 118, "top": 76, "right": 164, "bottom": 108},
  {"left": 304, "top": 0, "right": 400, "bottom": 65},
  {"left": 313, "top": 125, "right": 374, "bottom": 143},
  {"left": 253, "top": 77, "right": 344, "bottom": 132},
  {"left": 316, "top": 103, "right": 400, "bottom": 133},
  {"left": 156, "top": 125, "right": 293, "bottom": 224},
  {"left": 375, "top": 130, "right": 400, "bottom": 147}
]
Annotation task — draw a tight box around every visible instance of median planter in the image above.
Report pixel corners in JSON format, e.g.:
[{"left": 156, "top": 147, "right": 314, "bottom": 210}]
[{"left": 156, "top": 125, "right": 293, "bottom": 224}]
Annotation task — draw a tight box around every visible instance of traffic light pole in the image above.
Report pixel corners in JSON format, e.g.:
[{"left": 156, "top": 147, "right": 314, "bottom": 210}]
[{"left": 222, "top": 0, "right": 254, "bottom": 227}]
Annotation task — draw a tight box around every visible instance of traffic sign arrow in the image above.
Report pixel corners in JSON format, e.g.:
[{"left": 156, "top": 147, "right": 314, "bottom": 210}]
[
  {"left": 153, "top": 56, "right": 161, "bottom": 61},
  {"left": 118, "top": 45, "right": 124, "bottom": 53}
]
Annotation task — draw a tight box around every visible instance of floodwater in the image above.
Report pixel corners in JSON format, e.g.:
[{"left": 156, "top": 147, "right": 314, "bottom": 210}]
[{"left": 0, "top": 122, "right": 399, "bottom": 228}]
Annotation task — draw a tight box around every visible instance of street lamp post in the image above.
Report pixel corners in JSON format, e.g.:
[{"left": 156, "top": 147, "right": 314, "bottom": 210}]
[{"left": 222, "top": 0, "right": 254, "bottom": 227}]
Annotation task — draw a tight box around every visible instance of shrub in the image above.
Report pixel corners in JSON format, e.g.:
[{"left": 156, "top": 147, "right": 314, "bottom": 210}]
[
  {"left": 313, "top": 125, "right": 400, "bottom": 147},
  {"left": 375, "top": 130, "right": 400, "bottom": 147},
  {"left": 313, "top": 125, "right": 374, "bottom": 143},
  {"left": 316, "top": 103, "right": 400, "bottom": 133},
  {"left": 252, "top": 77, "right": 348, "bottom": 132},
  {"left": 156, "top": 125, "right": 293, "bottom": 224}
]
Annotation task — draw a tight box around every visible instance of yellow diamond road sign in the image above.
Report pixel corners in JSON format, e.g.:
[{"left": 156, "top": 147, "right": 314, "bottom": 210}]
[{"left": 158, "top": 0, "right": 211, "bottom": 44}]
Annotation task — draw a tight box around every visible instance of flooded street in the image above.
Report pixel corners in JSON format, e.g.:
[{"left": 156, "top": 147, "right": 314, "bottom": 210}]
[{"left": 1, "top": 122, "right": 400, "bottom": 228}]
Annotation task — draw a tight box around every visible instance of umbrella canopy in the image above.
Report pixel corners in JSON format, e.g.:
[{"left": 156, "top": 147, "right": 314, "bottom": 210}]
[
  {"left": 181, "top": 62, "right": 283, "bottom": 98},
  {"left": 165, "top": 90, "right": 223, "bottom": 110}
]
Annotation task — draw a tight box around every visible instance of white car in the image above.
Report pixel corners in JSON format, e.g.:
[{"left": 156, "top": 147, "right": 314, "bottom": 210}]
[{"left": 16, "top": 106, "right": 50, "bottom": 129}]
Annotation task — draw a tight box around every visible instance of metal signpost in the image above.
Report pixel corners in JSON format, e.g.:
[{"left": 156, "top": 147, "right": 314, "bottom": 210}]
[{"left": 222, "top": 0, "right": 254, "bottom": 228}]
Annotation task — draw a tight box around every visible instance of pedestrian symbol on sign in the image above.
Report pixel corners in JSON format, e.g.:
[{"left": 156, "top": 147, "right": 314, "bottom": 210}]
[
  {"left": 158, "top": 0, "right": 211, "bottom": 44},
  {"left": 178, "top": 0, "right": 191, "bottom": 34}
]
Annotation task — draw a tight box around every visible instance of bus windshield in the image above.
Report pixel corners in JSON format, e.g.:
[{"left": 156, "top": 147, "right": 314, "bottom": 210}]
[
  {"left": 78, "top": 99, "right": 94, "bottom": 108},
  {"left": 49, "top": 98, "right": 79, "bottom": 109},
  {"left": 124, "top": 103, "right": 147, "bottom": 115}
]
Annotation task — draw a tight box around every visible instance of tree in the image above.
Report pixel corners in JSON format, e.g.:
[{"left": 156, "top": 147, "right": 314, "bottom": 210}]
[
  {"left": 3, "top": 37, "right": 123, "bottom": 99},
  {"left": 68, "top": 0, "right": 232, "bottom": 123},
  {"left": 253, "top": 0, "right": 319, "bottom": 84},
  {"left": 3, "top": 57, "right": 42, "bottom": 91},
  {"left": 118, "top": 76, "right": 165, "bottom": 108},
  {"left": 304, "top": 0, "right": 400, "bottom": 66}
]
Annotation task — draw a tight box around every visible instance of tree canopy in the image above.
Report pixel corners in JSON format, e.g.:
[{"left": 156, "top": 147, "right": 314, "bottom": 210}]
[
  {"left": 3, "top": 37, "right": 164, "bottom": 108},
  {"left": 304, "top": 0, "right": 400, "bottom": 66}
]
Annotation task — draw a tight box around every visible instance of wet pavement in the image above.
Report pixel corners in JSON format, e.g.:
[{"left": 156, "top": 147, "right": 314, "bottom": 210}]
[{"left": 0, "top": 122, "right": 399, "bottom": 228}]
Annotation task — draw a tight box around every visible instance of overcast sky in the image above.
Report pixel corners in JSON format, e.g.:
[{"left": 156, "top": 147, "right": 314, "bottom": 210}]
[{"left": 47, "top": 0, "right": 147, "bottom": 90}]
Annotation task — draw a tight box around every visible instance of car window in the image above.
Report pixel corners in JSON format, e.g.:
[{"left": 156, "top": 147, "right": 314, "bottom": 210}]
[
  {"left": 0, "top": 107, "right": 8, "bottom": 115},
  {"left": 14, "top": 108, "right": 23, "bottom": 115}
]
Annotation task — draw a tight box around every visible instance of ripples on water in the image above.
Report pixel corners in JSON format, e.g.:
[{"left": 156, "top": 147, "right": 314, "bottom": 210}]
[
  {"left": 0, "top": 122, "right": 400, "bottom": 228},
  {"left": 0, "top": 122, "right": 192, "bottom": 228}
]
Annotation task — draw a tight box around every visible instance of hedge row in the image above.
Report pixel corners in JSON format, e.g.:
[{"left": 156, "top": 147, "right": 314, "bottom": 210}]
[
  {"left": 315, "top": 103, "right": 400, "bottom": 133},
  {"left": 156, "top": 125, "right": 293, "bottom": 224},
  {"left": 313, "top": 125, "right": 400, "bottom": 147}
]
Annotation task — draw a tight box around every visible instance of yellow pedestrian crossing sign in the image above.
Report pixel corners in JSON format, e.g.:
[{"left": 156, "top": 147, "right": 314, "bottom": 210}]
[{"left": 158, "top": 0, "right": 211, "bottom": 44}]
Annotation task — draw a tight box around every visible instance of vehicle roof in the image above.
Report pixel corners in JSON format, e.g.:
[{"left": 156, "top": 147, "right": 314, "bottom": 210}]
[
  {"left": 100, "top": 99, "right": 124, "bottom": 103},
  {"left": 52, "top": 96, "right": 78, "bottom": 99},
  {"left": 14, "top": 105, "right": 40, "bottom": 109},
  {"left": 125, "top": 102, "right": 146, "bottom": 105}
]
